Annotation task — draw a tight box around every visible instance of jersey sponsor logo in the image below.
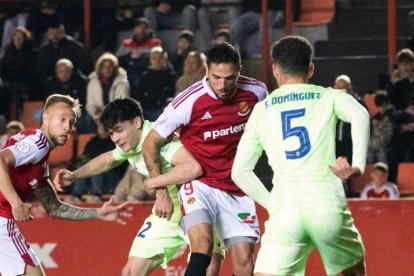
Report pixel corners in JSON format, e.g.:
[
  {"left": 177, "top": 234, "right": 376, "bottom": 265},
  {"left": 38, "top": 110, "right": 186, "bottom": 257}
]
[
  {"left": 238, "top": 102, "right": 251, "bottom": 117},
  {"left": 16, "top": 142, "right": 30, "bottom": 153},
  {"left": 201, "top": 111, "right": 213, "bottom": 120},
  {"left": 238, "top": 212, "right": 256, "bottom": 224},
  {"left": 203, "top": 123, "right": 246, "bottom": 141}
]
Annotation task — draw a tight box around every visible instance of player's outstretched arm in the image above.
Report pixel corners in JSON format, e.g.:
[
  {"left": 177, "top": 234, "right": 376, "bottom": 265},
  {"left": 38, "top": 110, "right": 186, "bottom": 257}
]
[
  {"left": 0, "top": 149, "right": 32, "bottom": 221},
  {"left": 53, "top": 151, "right": 123, "bottom": 192},
  {"left": 35, "top": 181, "right": 131, "bottom": 224},
  {"left": 144, "top": 146, "right": 202, "bottom": 193}
]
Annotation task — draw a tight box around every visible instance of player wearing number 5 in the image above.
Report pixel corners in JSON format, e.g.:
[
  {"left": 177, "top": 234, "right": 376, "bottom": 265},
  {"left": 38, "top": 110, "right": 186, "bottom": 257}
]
[{"left": 232, "top": 36, "right": 370, "bottom": 275}]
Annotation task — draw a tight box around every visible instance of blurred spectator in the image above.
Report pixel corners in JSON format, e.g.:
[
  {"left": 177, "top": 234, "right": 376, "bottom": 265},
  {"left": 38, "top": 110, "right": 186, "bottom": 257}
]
[
  {"left": 175, "top": 51, "right": 206, "bottom": 93},
  {"left": 43, "top": 58, "right": 95, "bottom": 133},
  {"left": 387, "top": 48, "right": 414, "bottom": 111},
  {"left": 116, "top": 17, "right": 161, "bottom": 56},
  {"left": 0, "top": 120, "right": 25, "bottom": 149},
  {"left": 114, "top": 165, "right": 155, "bottom": 201},
  {"left": 134, "top": 46, "right": 176, "bottom": 121},
  {"left": 0, "top": 27, "right": 40, "bottom": 109},
  {"left": 86, "top": 52, "right": 130, "bottom": 122},
  {"left": 214, "top": 28, "right": 230, "bottom": 43},
  {"left": 37, "top": 22, "right": 92, "bottom": 80},
  {"left": 334, "top": 75, "right": 367, "bottom": 163},
  {"left": 387, "top": 104, "right": 414, "bottom": 182},
  {"left": 115, "top": 7, "right": 136, "bottom": 32},
  {"left": 143, "top": 0, "right": 197, "bottom": 33},
  {"left": 26, "top": 0, "right": 58, "bottom": 48},
  {"left": 70, "top": 126, "right": 124, "bottom": 203},
  {"left": 1, "top": 3, "right": 28, "bottom": 57},
  {"left": 229, "top": 0, "right": 287, "bottom": 58},
  {"left": 197, "top": 0, "right": 239, "bottom": 50},
  {"left": 169, "top": 30, "right": 196, "bottom": 77},
  {"left": 367, "top": 92, "right": 395, "bottom": 164},
  {"left": 360, "top": 162, "right": 399, "bottom": 199}
]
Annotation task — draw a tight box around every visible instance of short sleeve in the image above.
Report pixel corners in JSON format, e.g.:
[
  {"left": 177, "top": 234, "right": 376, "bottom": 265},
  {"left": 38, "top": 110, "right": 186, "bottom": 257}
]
[
  {"left": 8, "top": 135, "right": 49, "bottom": 167},
  {"left": 159, "top": 139, "right": 183, "bottom": 164}
]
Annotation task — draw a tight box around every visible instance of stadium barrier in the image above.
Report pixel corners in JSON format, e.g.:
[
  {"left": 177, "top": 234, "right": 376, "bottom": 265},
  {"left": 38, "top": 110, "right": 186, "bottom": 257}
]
[{"left": 18, "top": 199, "right": 414, "bottom": 275}]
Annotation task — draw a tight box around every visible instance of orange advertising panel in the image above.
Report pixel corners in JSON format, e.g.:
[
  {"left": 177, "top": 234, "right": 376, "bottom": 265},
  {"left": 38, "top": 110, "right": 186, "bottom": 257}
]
[{"left": 17, "top": 199, "right": 414, "bottom": 275}]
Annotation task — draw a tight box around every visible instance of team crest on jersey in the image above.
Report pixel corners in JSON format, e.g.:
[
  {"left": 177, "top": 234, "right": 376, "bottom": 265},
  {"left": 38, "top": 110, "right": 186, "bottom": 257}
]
[
  {"left": 29, "top": 179, "right": 39, "bottom": 190},
  {"left": 237, "top": 102, "right": 251, "bottom": 117},
  {"left": 187, "top": 196, "right": 196, "bottom": 205},
  {"left": 238, "top": 212, "right": 256, "bottom": 224},
  {"left": 16, "top": 142, "right": 30, "bottom": 153}
]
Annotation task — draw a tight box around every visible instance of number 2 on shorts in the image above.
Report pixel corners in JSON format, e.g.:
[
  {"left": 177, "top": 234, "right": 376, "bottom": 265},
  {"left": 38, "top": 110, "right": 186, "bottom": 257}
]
[{"left": 137, "top": 222, "right": 152, "bottom": 238}]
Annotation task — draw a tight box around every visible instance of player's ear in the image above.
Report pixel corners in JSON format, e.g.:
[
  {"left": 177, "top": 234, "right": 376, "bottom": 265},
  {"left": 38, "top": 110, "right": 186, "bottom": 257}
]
[
  {"left": 272, "top": 63, "right": 279, "bottom": 79},
  {"left": 134, "top": 116, "right": 142, "bottom": 129},
  {"left": 307, "top": 63, "right": 314, "bottom": 80}
]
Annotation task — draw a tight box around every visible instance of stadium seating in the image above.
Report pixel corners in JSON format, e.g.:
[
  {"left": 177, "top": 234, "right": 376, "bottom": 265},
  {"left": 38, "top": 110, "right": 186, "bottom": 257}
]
[
  {"left": 48, "top": 135, "right": 74, "bottom": 167},
  {"left": 77, "top": 133, "right": 95, "bottom": 157},
  {"left": 397, "top": 163, "right": 414, "bottom": 197},
  {"left": 350, "top": 164, "right": 374, "bottom": 195},
  {"left": 292, "top": 0, "right": 335, "bottom": 27},
  {"left": 363, "top": 93, "right": 381, "bottom": 117},
  {"left": 22, "top": 101, "right": 44, "bottom": 129}
]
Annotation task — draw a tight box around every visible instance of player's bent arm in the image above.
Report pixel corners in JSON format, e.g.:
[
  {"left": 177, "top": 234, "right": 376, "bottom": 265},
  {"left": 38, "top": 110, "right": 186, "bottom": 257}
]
[
  {"left": 232, "top": 129, "right": 271, "bottom": 210},
  {"left": 145, "top": 146, "right": 203, "bottom": 189},
  {"left": 0, "top": 149, "right": 23, "bottom": 208},
  {"left": 143, "top": 129, "right": 168, "bottom": 178}
]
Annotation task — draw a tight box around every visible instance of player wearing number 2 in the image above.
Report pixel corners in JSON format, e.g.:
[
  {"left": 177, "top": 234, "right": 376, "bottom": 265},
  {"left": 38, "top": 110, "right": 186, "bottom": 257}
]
[
  {"left": 53, "top": 98, "right": 223, "bottom": 275},
  {"left": 232, "top": 36, "right": 370, "bottom": 275}
]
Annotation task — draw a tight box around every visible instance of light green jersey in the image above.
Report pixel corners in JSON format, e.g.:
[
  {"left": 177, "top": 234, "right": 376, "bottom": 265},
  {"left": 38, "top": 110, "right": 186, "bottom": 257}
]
[
  {"left": 112, "top": 120, "right": 182, "bottom": 222},
  {"left": 233, "top": 84, "right": 370, "bottom": 208}
]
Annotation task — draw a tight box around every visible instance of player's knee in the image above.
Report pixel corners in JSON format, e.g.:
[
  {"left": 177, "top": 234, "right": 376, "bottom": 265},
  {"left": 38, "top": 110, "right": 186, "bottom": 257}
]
[
  {"left": 232, "top": 259, "right": 253, "bottom": 276},
  {"left": 121, "top": 264, "right": 135, "bottom": 276}
]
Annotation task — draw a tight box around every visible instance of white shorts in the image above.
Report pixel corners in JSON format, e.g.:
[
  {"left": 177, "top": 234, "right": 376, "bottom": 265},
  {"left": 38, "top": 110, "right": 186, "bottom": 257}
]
[
  {"left": 179, "top": 180, "right": 260, "bottom": 249},
  {"left": 0, "top": 217, "right": 40, "bottom": 276}
]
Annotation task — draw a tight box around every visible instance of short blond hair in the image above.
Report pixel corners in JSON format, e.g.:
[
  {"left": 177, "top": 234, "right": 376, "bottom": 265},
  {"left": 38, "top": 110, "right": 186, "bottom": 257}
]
[{"left": 44, "top": 94, "right": 81, "bottom": 118}]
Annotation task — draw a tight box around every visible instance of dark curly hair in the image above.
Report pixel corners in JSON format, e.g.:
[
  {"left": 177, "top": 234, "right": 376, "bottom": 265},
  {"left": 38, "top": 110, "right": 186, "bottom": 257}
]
[{"left": 99, "top": 98, "right": 144, "bottom": 131}]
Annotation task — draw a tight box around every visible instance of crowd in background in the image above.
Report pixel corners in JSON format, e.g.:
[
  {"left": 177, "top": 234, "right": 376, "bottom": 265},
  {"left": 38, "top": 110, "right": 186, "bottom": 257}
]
[{"left": 0, "top": 0, "right": 413, "bottom": 201}]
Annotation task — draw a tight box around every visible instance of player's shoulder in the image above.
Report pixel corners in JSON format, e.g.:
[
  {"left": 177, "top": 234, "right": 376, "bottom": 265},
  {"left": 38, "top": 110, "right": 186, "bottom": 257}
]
[
  {"left": 237, "top": 75, "right": 268, "bottom": 98},
  {"left": 170, "top": 79, "right": 207, "bottom": 110}
]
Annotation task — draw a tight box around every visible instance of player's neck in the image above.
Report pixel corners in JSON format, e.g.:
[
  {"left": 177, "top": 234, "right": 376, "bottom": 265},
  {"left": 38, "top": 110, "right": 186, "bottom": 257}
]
[{"left": 277, "top": 75, "right": 308, "bottom": 86}]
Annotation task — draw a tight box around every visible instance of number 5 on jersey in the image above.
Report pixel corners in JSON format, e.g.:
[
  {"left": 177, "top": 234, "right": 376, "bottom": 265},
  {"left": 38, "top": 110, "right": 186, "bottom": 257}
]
[{"left": 281, "top": 108, "right": 311, "bottom": 159}]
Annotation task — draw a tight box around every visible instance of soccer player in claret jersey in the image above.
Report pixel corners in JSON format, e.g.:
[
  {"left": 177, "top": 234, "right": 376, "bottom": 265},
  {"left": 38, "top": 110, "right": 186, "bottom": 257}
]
[
  {"left": 143, "top": 42, "right": 268, "bottom": 276},
  {"left": 232, "top": 35, "right": 369, "bottom": 275},
  {"left": 53, "top": 98, "right": 224, "bottom": 276},
  {"left": 0, "top": 94, "right": 130, "bottom": 276}
]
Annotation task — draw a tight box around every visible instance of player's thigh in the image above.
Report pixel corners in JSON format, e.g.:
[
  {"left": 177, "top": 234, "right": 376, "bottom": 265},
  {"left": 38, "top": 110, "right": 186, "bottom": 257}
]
[
  {"left": 254, "top": 209, "right": 313, "bottom": 275},
  {"left": 179, "top": 181, "right": 218, "bottom": 234},
  {"left": 129, "top": 214, "right": 186, "bottom": 269},
  {"left": 307, "top": 206, "right": 365, "bottom": 276},
  {"left": 214, "top": 193, "right": 260, "bottom": 248},
  {"left": 122, "top": 256, "right": 162, "bottom": 276},
  {"left": 0, "top": 218, "right": 41, "bottom": 276},
  {"left": 24, "top": 264, "right": 45, "bottom": 276}
]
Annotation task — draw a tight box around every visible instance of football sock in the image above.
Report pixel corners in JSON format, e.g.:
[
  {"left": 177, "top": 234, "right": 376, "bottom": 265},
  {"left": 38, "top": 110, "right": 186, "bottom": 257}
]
[{"left": 185, "top": 252, "right": 211, "bottom": 276}]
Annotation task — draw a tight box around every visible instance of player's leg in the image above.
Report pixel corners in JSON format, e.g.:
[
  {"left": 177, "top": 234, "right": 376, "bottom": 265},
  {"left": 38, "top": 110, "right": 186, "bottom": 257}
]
[
  {"left": 121, "top": 255, "right": 163, "bottom": 276},
  {"left": 179, "top": 181, "right": 218, "bottom": 275},
  {"left": 213, "top": 191, "right": 260, "bottom": 276},
  {"left": 124, "top": 214, "right": 186, "bottom": 275},
  {"left": 24, "top": 264, "right": 45, "bottom": 276},
  {"left": 0, "top": 218, "right": 43, "bottom": 276},
  {"left": 228, "top": 241, "right": 255, "bottom": 275},
  {"left": 206, "top": 229, "right": 225, "bottom": 276},
  {"left": 307, "top": 206, "right": 365, "bottom": 276}
]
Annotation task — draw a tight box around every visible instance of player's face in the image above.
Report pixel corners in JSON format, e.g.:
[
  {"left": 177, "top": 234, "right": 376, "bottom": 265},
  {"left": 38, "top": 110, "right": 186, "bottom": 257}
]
[
  {"left": 108, "top": 119, "right": 141, "bottom": 152},
  {"left": 44, "top": 102, "right": 76, "bottom": 147},
  {"left": 207, "top": 63, "right": 241, "bottom": 101}
]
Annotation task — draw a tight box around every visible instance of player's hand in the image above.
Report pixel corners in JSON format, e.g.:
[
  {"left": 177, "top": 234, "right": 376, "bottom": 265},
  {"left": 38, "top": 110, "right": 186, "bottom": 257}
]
[
  {"left": 53, "top": 169, "right": 75, "bottom": 192},
  {"left": 154, "top": 188, "right": 174, "bottom": 220},
  {"left": 329, "top": 156, "right": 361, "bottom": 180},
  {"left": 144, "top": 178, "right": 157, "bottom": 196},
  {"left": 96, "top": 196, "right": 132, "bottom": 225},
  {"left": 12, "top": 202, "right": 33, "bottom": 222}
]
